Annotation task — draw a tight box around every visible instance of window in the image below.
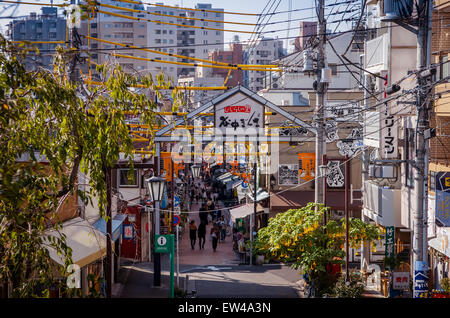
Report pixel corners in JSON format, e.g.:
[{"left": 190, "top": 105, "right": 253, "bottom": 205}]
[
  {"left": 216, "top": 31, "right": 220, "bottom": 36},
  {"left": 155, "top": 29, "right": 161, "bottom": 34},
  {"left": 119, "top": 169, "right": 138, "bottom": 187},
  {"left": 216, "top": 12, "right": 221, "bottom": 17},
  {"left": 138, "top": 35, "right": 145, "bottom": 38},
  {"left": 105, "top": 24, "right": 111, "bottom": 28},
  {"left": 90, "top": 23, "right": 97, "bottom": 29},
  {"left": 169, "top": 39, "right": 174, "bottom": 44},
  {"left": 329, "top": 63, "right": 338, "bottom": 75}
]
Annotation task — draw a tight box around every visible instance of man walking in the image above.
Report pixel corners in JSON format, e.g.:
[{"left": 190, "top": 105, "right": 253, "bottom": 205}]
[{"left": 198, "top": 220, "right": 206, "bottom": 250}]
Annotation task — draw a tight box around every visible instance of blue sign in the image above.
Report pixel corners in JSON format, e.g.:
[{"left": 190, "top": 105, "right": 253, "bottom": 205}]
[
  {"left": 436, "top": 190, "right": 450, "bottom": 227},
  {"left": 173, "top": 215, "right": 181, "bottom": 226},
  {"left": 414, "top": 261, "right": 429, "bottom": 298},
  {"left": 241, "top": 181, "right": 248, "bottom": 188},
  {"left": 436, "top": 172, "right": 450, "bottom": 192},
  {"left": 174, "top": 196, "right": 180, "bottom": 208}
]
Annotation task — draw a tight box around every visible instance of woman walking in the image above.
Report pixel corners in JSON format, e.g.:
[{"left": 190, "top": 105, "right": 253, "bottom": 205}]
[
  {"left": 189, "top": 220, "right": 197, "bottom": 250},
  {"left": 210, "top": 225, "right": 220, "bottom": 252}
]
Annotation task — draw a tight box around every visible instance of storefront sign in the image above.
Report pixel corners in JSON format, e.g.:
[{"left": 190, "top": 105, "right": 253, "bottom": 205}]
[
  {"left": 385, "top": 226, "right": 395, "bottom": 269},
  {"left": 326, "top": 160, "right": 345, "bottom": 188},
  {"left": 298, "top": 153, "right": 315, "bottom": 182},
  {"left": 435, "top": 172, "right": 450, "bottom": 192},
  {"left": 278, "top": 164, "right": 299, "bottom": 185},
  {"left": 123, "top": 225, "right": 134, "bottom": 239},
  {"left": 414, "top": 261, "right": 429, "bottom": 298},
  {"left": 381, "top": 112, "right": 398, "bottom": 159},
  {"left": 436, "top": 190, "right": 450, "bottom": 227},
  {"left": 393, "top": 272, "right": 410, "bottom": 290}
]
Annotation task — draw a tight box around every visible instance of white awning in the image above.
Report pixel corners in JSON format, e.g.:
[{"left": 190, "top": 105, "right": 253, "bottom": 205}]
[
  {"left": 229, "top": 203, "right": 265, "bottom": 222},
  {"left": 428, "top": 227, "right": 450, "bottom": 257},
  {"left": 44, "top": 217, "right": 107, "bottom": 268}
]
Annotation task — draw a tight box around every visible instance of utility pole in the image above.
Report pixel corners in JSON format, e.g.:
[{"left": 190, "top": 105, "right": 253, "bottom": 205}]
[
  {"left": 315, "top": 0, "right": 327, "bottom": 206},
  {"left": 413, "top": 0, "right": 432, "bottom": 297}
]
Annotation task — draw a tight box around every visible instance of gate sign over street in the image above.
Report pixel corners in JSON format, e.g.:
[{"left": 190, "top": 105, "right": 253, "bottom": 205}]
[
  {"left": 214, "top": 92, "right": 265, "bottom": 135},
  {"left": 155, "top": 234, "right": 174, "bottom": 254}
]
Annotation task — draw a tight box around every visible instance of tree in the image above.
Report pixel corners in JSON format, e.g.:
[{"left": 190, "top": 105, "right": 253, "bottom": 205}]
[
  {"left": 0, "top": 34, "right": 183, "bottom": 297},
  {"left": 254, "top": 203, "right": 382, "bottom": 296}
]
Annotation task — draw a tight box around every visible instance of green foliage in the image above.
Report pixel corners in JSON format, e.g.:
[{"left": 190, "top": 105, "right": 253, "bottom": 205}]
[
  {"left": 325, "top": 271, "right": 365, "bottom": 298},
  {"left": 441, "top": 278, "right": 450, "bottom": 293},
  {"left": 0, "top": 34, "right": 183, "bottom": 297},
  {"left": 255, "top": 203, "right": 381, "bottom": 296}
]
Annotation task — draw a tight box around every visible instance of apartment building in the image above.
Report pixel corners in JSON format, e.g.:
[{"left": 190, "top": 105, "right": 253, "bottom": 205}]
[
  {"left": 242, "top": 37, "right": 284, "bottom": 92},
  {"left": 79, "top": 0, "right": 149, "bottom": 80},
  {"left": 146, "top": 2, "right": 224, "bottom": 80},
  {"left": 6, "top": 7, "right": 67, "bottom": 71},
  {"left": 208, "top": 42, "right": 243, "bottom": 87},
  {"left": 294, "top": 21, "right": 317, "bottom": 52},
  {"left": 79, "top": 2, "right": 224, "bottom": 83}
]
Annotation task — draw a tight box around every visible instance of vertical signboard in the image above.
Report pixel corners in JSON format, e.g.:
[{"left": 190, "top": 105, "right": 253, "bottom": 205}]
[
  {"left": 384, "top": 226, "right": 395, "bottom": 270},
  {"left": 381, "top": 72, "right": 398, "bottom": 159},
  {"left": 298, "top": 153, "right": 315, "bottom": 182},
  {"left": 414, "top": 261, "right": 429, "bottom": 298},
  {"left": 436, "top": 190, "right": 450, "bottom": 227}
]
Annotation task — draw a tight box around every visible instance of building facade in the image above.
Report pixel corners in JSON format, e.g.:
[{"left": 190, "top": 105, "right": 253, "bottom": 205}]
[{"left": 6, "top": 7, "right": 66, "bottom": 71}]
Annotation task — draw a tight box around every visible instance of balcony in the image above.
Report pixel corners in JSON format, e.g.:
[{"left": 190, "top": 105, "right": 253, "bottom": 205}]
[
  {"left": 363, "top": 181, "right": 402, "bottom": 227},
  {"left": 364, "top": 34, "right": 388, "bottom": 74}
]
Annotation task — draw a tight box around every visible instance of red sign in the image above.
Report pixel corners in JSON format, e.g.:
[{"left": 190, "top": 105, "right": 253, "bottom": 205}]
[{"left": 224, "top": 105, "right": 251, "bottom": 114}]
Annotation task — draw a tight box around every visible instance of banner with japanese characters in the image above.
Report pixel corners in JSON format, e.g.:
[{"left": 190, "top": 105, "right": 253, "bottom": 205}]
[
  {"left": 214, "top": 92, "right": 265, "bottom": 136},
  {"left": 385, "top": 226, "right": 395, "bottom": 270}
]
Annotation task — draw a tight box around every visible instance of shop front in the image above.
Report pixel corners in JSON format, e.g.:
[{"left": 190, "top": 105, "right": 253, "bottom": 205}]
[{"left": 45, "top": 217, "right": 107, "bottom": 297}]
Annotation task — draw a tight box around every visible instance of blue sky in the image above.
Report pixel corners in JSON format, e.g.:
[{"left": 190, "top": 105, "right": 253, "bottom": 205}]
[{"left": 0, "top": 0, "right": 354, "bottom": 51}]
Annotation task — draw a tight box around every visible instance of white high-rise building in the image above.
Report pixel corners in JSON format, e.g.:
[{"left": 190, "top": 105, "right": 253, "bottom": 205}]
[
  {"left": 80, "top": 2, "right": 224, "bottom": 84},
  {"left": 146, "top": 3, "right": 224, "bottom": 81},
  {"left": 242, "top": 37, "right": 284, "bottom": 92}
]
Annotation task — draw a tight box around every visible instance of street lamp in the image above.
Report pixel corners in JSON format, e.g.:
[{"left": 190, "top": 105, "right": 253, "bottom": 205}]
[
  {"left": 191, "top": 164, "right": 201, "bottom": 179},
  {"left": 146, "top": 176, "right": 166, "bottom": 287},
  {"left": 146, "top": 176, "right": 166, "bottom": 202}
]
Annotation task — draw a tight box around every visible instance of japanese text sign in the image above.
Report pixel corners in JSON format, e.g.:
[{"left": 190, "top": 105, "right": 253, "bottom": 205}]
[
  {"left": 215, "top": 92, "right": 264, "bottom": 136},
  {"left": 436, "top": 190, "right": 450, "bottom": 227},
  {"left": 385, "top": 226, "right": 395, "bottom": 269}
]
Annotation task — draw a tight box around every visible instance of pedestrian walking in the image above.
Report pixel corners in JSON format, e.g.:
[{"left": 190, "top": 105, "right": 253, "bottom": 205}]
[
  {"left": 218, "top": 216, "right": 226, "bottom": 242},
  {"left": 189, "top": 220, "right": 197, "bottom": 250},
  {"left": 198, "top": 220, "right": 206, "bottom": 250},
  {"left": 210, "top": 225, "right": 220, "bottom": 252}
]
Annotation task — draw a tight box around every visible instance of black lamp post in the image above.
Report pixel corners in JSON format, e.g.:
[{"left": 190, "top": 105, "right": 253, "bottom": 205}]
[{"left": 146, "top": 176, "right": 166, "bottom": 287}]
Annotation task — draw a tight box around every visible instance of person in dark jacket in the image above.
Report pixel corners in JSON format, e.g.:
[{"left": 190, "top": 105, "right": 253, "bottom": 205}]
[
  {"left": 189, "top": 220, "right": 197, "bottom": 250},
  {"left": 210, "top": 225, "right": 220, "bottom": 252},
  {"left": 197, "top": 221, "right": 206, "bottom": 249}
]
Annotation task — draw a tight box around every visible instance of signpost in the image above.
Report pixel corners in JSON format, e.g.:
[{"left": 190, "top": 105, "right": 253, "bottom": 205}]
[{"left": 155, "top": 234, "right": 175, "bottom": 298}]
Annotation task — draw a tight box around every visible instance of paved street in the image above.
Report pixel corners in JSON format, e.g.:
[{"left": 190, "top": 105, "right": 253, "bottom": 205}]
[{"left": 118, "top": 177, "right": 303, "bottom": 298}]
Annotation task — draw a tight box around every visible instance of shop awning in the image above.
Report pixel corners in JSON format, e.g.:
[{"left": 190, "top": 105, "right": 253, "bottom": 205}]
[
  {"left": 216, "top": 172, "right": 232, "bottom": 182},
  {"left": 44, "top": 217, "right": 107, "bottom": 268},
  {"left": 229, "top": 203, "right": 265, "bottom": 222},
  {"left": 93, "top": 213, "right": 127, "bottom": 242},
  {"left": 246, "top": 188, "right": 270, "bottom": 202},
  {"left": 428, "top": 227, "right": 450, "bottom": 257}
]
